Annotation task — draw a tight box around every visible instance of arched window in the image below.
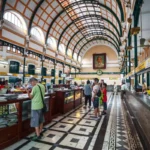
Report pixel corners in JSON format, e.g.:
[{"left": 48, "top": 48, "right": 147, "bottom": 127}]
[
  {"left": 58, "top": 44, "right": 65, "bottom": 54},
  {"left": 9, "top": 61, "right": 19, "bottom": 73},
  {"left": 31, "top": 27, "right": 45, "bottom": 43},
  {"left": 67, "top": 49, "right": 72, "bottom": 58},
  {"left": 47, "top": 37, "right": 57, "bottom": 50},
  {"left": 78, "top": 56, "right": 81, "bottom": 62},
  {"left": 73, "top": 53, "right": 77, "bottom": 61},
  {"left": 28, "top": 65, "right": 35, "bottom": 75},
  {"left": 4, "top": 11, "right": 27, "bottom": 31}
]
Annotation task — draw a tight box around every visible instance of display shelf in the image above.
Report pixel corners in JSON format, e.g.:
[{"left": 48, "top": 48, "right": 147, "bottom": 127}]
[{"left": 74, "top": 90, "right": 82, "bottom": 108}]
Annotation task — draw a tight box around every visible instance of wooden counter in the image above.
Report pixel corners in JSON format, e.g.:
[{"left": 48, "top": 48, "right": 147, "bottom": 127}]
[
  {"left": 0, "top": 88, "right": 83, "bottom": 149},
  {"left": 55, "top": 89, "right": 83, "bottom": 114},
  {"left": 0, "top": 92, "right": 55, "bottom": 149}
]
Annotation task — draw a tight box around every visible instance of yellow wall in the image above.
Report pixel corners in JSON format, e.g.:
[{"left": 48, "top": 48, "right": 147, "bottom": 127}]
[{"left": 74, "top": 45, "right": 121, "bottom": 85}]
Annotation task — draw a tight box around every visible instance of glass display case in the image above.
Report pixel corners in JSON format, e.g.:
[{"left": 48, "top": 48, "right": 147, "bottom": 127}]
[
  {"left": 22, "top": 96, "right": 50, "bottom": 121},
  {"left": 22, "top": 100, "right": 31, "bottom": 121},
  {"left": 64, "top": 91, "right": 74, "bottom": 104},
  {"left": 0, "top": 92, "right": 54, "bottom": 149},
  {"left": 75, "top": 91, "right": 81, "bottom": 100},
  {"left": 0, "top": 103, "right": 18, "bottom": 128}
]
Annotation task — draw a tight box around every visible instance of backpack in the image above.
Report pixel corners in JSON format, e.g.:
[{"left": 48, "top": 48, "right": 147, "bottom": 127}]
[{"left": 97, "top": 89, "right": 101, "bottom": 97}]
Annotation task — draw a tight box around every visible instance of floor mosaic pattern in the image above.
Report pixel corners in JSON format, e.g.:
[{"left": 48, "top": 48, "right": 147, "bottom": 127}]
[{"left": 4, "top": 93, "right": 143, "bottom": 150}]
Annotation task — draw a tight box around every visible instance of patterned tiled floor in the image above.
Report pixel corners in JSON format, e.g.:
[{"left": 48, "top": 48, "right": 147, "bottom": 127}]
[
  {"left": 102, "top": 94, "right": 143, "bottom": 150},
  {"left": 4, "top": 93, "right": 143, "bottom": 150}
]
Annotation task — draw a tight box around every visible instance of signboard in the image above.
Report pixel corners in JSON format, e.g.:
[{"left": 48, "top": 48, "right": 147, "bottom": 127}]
[
  {"left": 0, "top": 72, "right": 7, "bottom": 76},
  {"left": 109, "top": 77, "right": 118, "bottom": 80}
]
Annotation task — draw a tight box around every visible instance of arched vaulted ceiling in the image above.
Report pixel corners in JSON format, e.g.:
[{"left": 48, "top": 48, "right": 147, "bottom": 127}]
[{"left": 2, "top": 0, "right": 126, "bottom": 60}]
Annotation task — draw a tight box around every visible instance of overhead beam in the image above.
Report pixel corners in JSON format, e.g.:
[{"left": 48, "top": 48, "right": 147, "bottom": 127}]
[
  {"left": 63, "top": 0, "right": 122, "bottom": 34},
  {"left": 66, "top": 24, "right": 121, "bottom": 55},
  {"left": 77, "top": 38, "right": 118, "bottom": 59},
  {"left": 57, "top": 15, "right": 121, "bottom": 52},
  {"left": 0, "top": 0, "right": 7, "bottom": 20},
  {"left": 45, "top": 10, "right": 64, "bottom": 43},
  {"left": 116, "top": 0, "right": 124, "bottom": 21},
  {"left": 72, "top": 34, "right": 119, "bottom": 58},
  {"left": 28, "top": 0, "right": 44, "bottom": 35}
]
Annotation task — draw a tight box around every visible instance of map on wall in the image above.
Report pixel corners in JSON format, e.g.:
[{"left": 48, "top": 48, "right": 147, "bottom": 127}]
[{"left": 93, "top": 53, "right": 106, "bottom": 69}]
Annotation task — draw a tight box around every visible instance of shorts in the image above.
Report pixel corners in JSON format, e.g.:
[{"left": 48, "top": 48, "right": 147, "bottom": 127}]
[
  {"left": 30, "top": 109, "right": 45, "bottom": 127},
  {"left": 103, "top": 102, "right": 107, "bottom": 111},
  {"left": 93, "top": 97, "right": 99, "bottom": 109}
]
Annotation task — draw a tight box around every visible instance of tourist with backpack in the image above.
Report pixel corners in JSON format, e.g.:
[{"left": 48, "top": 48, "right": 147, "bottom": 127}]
[{"left": 91, "top": 78, "right": 101, "bottom": 120}]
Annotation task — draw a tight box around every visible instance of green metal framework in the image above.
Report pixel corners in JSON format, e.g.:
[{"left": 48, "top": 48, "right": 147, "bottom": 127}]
[
  {"left": 72, "top": 34, "right": 119, "bottom": 58},
  {"left": 66, "top": 25, "right": 121, "bottom": 55},
  {"left": 77, "top": 38, "right": 118, "bottom": 58},
  {"left": 57, "top": 15, "right": 121, "bottom": 52}
]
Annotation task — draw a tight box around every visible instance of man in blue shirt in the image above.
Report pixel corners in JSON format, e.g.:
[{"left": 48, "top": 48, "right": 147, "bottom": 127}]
[{"left": 83, "top": 80, "right": 92, "bottom": 108}]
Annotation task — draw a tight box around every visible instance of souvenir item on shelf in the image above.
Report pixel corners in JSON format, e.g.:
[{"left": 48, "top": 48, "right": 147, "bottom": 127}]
[{"left": 9, "top": 104, "right": 17, "bottom": 114}]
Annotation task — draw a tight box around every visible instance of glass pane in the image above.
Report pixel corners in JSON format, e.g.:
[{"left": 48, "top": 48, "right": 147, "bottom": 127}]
[
  {"left": 7, "top": 46, "right": 10, "bottom": 50},
  {"left": 13, "top": 48, "right": 16, "bottom": 52}
]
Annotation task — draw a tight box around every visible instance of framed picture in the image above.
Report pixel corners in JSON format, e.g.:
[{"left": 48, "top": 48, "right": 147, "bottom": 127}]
[{"left": 93, "top": 53, "right": 106, "bottom": 69}]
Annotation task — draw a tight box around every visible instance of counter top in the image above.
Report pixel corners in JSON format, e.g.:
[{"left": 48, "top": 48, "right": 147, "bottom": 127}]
[
  {"left": 53, "top": 88, "right": 83, "bottom": 92},
  {"left": 0, "top": 92, "right": 55, "bottom": 104}
]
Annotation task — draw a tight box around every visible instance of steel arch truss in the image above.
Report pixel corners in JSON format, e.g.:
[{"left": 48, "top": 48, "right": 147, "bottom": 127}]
[
  {"left": 58, "top": 0, "right": 123, "bottom": 37},
  {"left": 77, "top": 38, "right": 118, "bottom": 59},
  {"left": 57, "top": 15, "right": 121, "bottom": 52}
]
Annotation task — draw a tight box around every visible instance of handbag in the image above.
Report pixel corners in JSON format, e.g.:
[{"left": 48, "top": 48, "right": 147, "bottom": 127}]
[{"left": 37, "top": 85, "right": 47, "bottom": 113}]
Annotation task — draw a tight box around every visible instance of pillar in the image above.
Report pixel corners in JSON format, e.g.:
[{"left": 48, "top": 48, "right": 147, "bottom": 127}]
[
  {"left": 147, "top": 72, "right": 150, "bottom": 88},
  {"left": 54, "top": 61, "right": 56, "bottom": 84},
  {"left": 23, "top": 57, "right": 26, "bottom": 83},
  {"left": 23, "top": 36, "right": 29, "bottom": 83},
  {"left": 75, "top": 67, "right": 76, "bottom": 78},
  {"left": 134, "top": 34, "right": 138, "bottom": 89},
  {"left": 41, "top": 59, "right": 44, "bottom": 81},
  {"left": 63, "top": 63, "right": 65, "bottom": 84},
  {"left": 139, "top": 75, "right": 140, "bottom": 83}
]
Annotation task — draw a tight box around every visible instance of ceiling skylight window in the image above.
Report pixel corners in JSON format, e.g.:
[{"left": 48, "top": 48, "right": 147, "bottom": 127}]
[{"left": 59, "top": 1, "right": 105, "bottom": 40}]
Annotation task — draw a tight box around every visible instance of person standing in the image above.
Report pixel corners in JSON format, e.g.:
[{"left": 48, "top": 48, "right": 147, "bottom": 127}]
[
  {"left": 26, "top": 77, "right": 45, "bottom": 140},
  {"left": 121, "top": 81, "right": 127, "bottom": 100},
  {"left": 92, "top": 78, "right": 100, "bottom": 120},
  {"left": 100, "top": 79, "right": 107, "bottom": 88},
  {"left": 83, "top": 80, "right": 92, "bottom": 108},
  {"left": 113, "top": 82, "right": 118, "bottom": 95},
  {"left": 101, "top": 83, "right": 107, "bottom": 115}
]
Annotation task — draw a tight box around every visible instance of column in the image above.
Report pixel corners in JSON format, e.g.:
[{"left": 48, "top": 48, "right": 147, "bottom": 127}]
[
  {"left": 147, "top": 72, "right": 150, "bottom": 88},
  {"left": 134, "top": 34, "right": 138, "bottom": 89},
  {"left": 23, "top": 57, "right": 26, "bottom": 83},
  {"left": 139, "top": 75, "right": 140, "bottom": 83},
  {"left": 41, "top": 59, "right": 44, "bottom": 81},
  {"left": 41, "top": 45, "right": 46, "bottom": 81},
  {"left": 54, "top": 61, "right": 56, "bottom": 84},
  {"left": 142, "top": 73, "right": 144, "bottom": 83},
  {"left": 63, "top": 63, "right": 65, "bottom": 84},
  {"left": 23, "top": 36, "right": 29, "bottom": 83},
  {"left": 75, "top": 67, "right": 76, "bottom": 78}
]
